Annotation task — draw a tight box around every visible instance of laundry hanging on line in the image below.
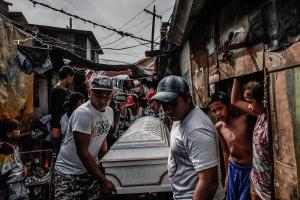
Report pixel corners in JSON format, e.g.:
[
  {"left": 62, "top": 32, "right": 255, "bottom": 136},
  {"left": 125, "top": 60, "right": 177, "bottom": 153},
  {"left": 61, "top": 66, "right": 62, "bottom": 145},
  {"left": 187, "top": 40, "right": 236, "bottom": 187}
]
[{"left": 15, "top": 45, "right": 53, "bottom": 75}]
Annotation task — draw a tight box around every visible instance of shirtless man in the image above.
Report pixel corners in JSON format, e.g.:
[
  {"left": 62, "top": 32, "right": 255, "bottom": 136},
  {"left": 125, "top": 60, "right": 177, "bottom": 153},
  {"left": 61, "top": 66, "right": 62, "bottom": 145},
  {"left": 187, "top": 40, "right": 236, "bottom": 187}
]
[{"left": 207, "top": 91, "right": 252, "bottom": 200}]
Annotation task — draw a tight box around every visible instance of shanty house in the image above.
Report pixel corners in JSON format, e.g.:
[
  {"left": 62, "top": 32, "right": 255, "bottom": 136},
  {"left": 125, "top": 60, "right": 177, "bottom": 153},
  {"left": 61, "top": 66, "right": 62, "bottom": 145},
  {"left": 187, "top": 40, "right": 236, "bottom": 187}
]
[{"left": 164, "top": 0, "right": 300, "bottom": 199}]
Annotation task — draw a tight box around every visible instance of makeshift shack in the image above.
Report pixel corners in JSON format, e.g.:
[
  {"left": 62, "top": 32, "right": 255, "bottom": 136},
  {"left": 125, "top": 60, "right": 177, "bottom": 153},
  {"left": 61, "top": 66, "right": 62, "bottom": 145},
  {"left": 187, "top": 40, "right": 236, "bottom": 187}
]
[{"left": 163, "top": 0, "right": 300, "bottom": 199}]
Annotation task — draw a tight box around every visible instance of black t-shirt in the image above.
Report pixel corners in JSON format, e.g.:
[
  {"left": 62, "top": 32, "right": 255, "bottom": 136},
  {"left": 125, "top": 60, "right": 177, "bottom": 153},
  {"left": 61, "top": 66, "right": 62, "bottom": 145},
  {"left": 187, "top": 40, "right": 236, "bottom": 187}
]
[{"left": 50, "top": 85, "right": 70, "bottom": 129}]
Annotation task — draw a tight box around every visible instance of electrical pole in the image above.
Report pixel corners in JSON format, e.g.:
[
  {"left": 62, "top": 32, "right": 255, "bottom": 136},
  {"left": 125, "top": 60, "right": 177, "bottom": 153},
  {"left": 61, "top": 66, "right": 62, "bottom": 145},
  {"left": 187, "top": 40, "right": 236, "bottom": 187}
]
[
  {"left": 144, "top": 5, "right": 162, "bottom": 51},
  {"left": 70, "top": 18, "right": 72, "bottom": 29}
]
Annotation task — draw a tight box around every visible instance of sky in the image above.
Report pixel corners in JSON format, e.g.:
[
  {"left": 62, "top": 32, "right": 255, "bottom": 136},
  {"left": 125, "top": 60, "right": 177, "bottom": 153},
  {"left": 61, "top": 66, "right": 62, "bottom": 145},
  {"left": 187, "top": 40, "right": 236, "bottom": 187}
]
[{"left": 9, "top": 0, "right": 175, "bottom": 64}]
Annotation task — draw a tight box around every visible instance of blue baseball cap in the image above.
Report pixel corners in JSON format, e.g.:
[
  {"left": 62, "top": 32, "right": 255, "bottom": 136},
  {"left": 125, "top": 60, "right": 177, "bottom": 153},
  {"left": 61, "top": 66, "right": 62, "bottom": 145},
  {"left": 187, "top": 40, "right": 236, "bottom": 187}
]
[{"left": 151, "top": 75, "right": 190, "bottom": 103}]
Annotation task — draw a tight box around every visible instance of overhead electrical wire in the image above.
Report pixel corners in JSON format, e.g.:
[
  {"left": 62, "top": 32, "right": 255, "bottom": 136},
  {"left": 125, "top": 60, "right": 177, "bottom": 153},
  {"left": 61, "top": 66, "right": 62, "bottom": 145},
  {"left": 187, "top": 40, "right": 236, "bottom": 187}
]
[
  {"left": 119, "top": 0, "right": 158, "bottom": 30},
  {"left": 26, "top": 0, "right": 159, "bottom": 45},
  {"left": 133, "top": 38, "right": 151, "bottom": 48},
  {"left": 102, "top": 43, "right": 151, "bottom": 50},
  {"left": 123, "top": 18, "right": 152, "bottom": 32},
  {"left": 132, "top": 7, "right": 172, "bottom": 35},
  {"left": 134, "top": 22, "right": 153, "bottom": 35},
  {"left": 160, "top": 6, "right": 173, "bottom": 15},
  {"left": 101, "top": 36, "right": 124, "bottom": 47},
  {"left": 9, "top": 13, "right": 155, "bottom": 53},
  {"left": 9, "top": 1, "right": 174, "bottom": 59},
  {"left": 111, "top": 37, "right": 135, "bottom": 49},
  {"left": 0, "top": 12, "right": 158, "bottom": 66},
  {"left": 103, "top": 51, "right": 142, "bottom": 58},
  {"left": 110, "top": 7, "right": 170, "bottom": 49},
  {"left": 99, "top": 4, "right": 173, "bottom": 51},
  {"left": 99, "top": 58, "right": 131, "bottom": 64},
  {"left": 99, "top": 0, "right": 158, "bottom": 42},
  {"left": 0, "top": 13, "right": 150, "bottom": 60}
]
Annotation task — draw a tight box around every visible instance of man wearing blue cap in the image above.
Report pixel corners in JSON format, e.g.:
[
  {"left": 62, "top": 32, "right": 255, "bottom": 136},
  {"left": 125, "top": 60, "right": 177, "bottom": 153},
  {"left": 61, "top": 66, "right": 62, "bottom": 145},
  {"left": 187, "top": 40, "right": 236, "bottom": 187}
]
[
  {"left": 151, "top": 75, "right": 225, "bottom": 200},
  {"left": 54, "top": 75, "right": 116, "bottom": 199}
]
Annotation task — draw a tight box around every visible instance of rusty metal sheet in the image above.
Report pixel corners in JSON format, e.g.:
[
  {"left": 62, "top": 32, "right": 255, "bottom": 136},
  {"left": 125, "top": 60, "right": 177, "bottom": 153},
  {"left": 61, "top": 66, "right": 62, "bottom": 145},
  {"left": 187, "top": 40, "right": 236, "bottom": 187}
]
[
  {"left": 266, "top": 41, "right": 300, "bottom": 72},
  {"left": 269, "top": 68, "right": 300, "bottom": 199},
  {"left": 218, "top": 44, "right": 264, "bottom": 80}
]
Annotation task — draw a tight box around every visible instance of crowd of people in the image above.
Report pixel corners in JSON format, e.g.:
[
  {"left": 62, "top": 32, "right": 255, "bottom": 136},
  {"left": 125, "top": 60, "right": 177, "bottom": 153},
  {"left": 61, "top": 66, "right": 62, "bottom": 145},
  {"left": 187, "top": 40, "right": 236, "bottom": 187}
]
[
  {"left": 0, "top": 66, "right": 171, "bottom": 199},
  {"left": 0, "top": 65, "right": 272, "bottom": 200}
]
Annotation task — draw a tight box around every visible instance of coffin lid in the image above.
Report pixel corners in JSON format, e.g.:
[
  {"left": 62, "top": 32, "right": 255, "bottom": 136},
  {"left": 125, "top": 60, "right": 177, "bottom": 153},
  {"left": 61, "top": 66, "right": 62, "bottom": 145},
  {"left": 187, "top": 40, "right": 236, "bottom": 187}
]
[{"left": 101, "top": 116, "right": 170, "bottom": 163}]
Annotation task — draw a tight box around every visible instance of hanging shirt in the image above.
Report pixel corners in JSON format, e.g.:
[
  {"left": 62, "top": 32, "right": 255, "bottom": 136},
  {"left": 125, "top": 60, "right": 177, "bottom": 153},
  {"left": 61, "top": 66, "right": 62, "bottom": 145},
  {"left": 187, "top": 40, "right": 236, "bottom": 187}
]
[{"left": 16, "top": 45, "right": 53, "bottom": 75}]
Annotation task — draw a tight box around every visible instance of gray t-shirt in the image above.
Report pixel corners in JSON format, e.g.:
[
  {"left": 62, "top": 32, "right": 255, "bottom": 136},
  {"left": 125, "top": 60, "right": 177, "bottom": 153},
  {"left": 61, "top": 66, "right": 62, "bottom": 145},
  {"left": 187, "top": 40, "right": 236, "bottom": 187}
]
[
  {"left": 60, "top": 113, "right": 69, "bottom": 137},
  {"left": 55, "top": 101, "right": 114, "bottom": 174},
  {"left": 168, "top": 107, "right": 225, "bottom": 200}
]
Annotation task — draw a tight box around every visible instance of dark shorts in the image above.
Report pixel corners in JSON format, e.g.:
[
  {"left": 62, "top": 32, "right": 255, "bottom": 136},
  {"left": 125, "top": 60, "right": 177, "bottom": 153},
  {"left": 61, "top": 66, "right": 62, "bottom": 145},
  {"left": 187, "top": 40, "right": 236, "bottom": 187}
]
[
  {"left": 227, "top": 161, "right": 252, "bottom": 200},
  {"left": 54, "top": 171, "right": 101, "bottom": 200}
]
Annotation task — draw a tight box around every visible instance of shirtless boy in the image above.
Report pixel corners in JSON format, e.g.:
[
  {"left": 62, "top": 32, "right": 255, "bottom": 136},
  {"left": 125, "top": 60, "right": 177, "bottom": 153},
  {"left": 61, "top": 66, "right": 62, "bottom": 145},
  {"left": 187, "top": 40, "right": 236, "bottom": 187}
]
[{"left": 207, "top": 91, "right": 252, "bottom": 200}]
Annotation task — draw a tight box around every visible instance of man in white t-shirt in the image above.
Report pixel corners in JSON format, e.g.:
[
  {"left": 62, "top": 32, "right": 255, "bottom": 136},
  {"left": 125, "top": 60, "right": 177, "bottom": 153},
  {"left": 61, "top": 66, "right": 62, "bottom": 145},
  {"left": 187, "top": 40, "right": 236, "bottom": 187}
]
[
  {"left": 151, "top": 76, "right": 225, "bottom": 200},
  {"left": 54, "top": 75, "right": 115, "bottom": 199}
]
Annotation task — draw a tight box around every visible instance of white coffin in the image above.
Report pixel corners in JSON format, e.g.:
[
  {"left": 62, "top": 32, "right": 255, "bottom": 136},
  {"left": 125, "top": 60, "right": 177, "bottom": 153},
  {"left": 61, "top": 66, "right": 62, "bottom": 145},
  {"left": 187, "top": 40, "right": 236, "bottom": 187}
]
[{"left": 100, "top": 116, "right": 171, "bottom": 194}]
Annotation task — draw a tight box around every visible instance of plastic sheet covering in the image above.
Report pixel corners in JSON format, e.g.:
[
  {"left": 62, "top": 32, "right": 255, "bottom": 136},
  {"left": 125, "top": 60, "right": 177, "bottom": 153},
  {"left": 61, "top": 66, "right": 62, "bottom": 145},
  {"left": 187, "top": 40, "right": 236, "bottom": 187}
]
[
  {"left": 248, "top": 0, "right": 300, "bottom": 51},
  {"left": 0, "top": 19, "right": 33, "bottom": 125},
  {"left": 218, "top": 0, "right": 249, "bottom": 53}
]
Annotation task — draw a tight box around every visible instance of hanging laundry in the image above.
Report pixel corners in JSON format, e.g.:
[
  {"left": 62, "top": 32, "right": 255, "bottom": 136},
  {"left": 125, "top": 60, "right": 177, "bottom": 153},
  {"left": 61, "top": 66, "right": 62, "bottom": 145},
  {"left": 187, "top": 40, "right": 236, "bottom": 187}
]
[{"left": 15, "top": 45, "right": 53, "bottom": 74}]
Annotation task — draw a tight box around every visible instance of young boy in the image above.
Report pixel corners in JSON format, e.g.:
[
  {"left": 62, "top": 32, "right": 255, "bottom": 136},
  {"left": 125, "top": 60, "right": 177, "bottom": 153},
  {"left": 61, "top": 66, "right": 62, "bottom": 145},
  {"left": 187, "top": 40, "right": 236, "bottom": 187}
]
[
  {"left": 207, "top": 91, "right": 252, "bottom": 200},
  {"left": 0, "top": 119, "right": 28, "bottom": 200}
]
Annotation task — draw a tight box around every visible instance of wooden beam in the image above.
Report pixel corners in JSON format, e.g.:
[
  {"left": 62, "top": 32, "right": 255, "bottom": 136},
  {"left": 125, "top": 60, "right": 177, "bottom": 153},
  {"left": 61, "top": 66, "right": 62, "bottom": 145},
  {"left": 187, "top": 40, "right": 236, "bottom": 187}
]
[{"left": 266, "top": 41, "right": 300, "bottom": 72}]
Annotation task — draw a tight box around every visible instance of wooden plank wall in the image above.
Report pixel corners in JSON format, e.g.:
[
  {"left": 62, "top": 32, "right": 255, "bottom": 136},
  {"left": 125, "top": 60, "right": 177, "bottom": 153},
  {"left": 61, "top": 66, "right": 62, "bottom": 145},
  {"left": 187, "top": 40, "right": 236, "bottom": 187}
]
[
  {"left": 266, "top": 42, "right": 300, "bottom": 72},
  {"left": 269, "top": 68, "right": 300, "bottom": 199},
  {"left": 188, "top": 0, "right": 300, "bottom": 199}
]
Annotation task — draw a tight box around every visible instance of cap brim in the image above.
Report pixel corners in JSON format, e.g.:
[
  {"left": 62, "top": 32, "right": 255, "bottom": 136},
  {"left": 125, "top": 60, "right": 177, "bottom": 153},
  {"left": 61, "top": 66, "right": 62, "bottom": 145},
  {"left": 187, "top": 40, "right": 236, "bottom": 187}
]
[
  {"left": 125, "top": 102, "right": 136, "bottom": 107},
  {"left": 150, "top": 91, "right": 178, "bottom": 103}
]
